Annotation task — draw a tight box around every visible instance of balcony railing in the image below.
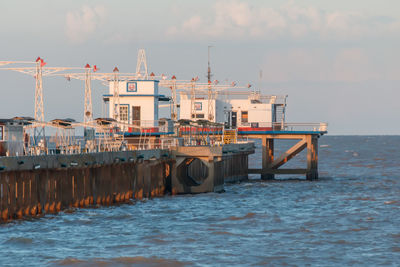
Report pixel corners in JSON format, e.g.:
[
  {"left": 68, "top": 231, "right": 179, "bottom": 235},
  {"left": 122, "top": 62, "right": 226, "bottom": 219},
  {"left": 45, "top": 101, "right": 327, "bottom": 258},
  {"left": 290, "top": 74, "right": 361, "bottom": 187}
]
[{"left": 273, "top": 122, "right": 328, "bottom": 132}]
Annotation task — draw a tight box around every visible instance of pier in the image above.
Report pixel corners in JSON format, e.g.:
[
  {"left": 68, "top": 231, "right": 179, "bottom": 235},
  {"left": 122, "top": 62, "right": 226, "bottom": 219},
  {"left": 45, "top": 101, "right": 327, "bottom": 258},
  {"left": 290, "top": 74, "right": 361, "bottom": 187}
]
[{"left": 0, "top": 51, "right": 327, "bottom": 222}]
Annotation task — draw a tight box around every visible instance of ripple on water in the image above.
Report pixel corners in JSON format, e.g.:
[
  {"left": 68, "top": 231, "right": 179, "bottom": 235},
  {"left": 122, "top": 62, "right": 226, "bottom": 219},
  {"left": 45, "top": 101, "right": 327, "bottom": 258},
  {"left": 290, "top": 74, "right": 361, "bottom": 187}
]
[
  {"left": 347, "top": 227, "right": 369, "bottom": 232},
  {"left": 146, "top": 238, "right": 169, "bottom": 245},
  {"left": 211, "top": 231, "right": 246, "bottom": 237},
  {"left": 222, "top": 212, "right": 256, "bottom": 221},
  {"left": 105, "top": 244, "right": 138, "bottom": 250},
  {"left": 4, "top": 237, "right": 34, "bottom": 246},
  {"left": 50, "top": 256, "right": 190, "bottom": 267},
  {"left": 391, "top": 247, "right": 400, "bottom": 253},
  {"left": 345, "top": 196, "right": 376, "bottom": 201}
]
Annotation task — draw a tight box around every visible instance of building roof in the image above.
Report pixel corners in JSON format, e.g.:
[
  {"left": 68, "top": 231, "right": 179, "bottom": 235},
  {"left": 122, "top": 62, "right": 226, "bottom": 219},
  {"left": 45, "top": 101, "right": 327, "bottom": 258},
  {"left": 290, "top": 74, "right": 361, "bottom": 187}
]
[
  {"left": 50, "top": 118, "right": 76, "bottom": 128},
  {"left": 94, "top": 117, "right": 116, "bottom": 126},
  {"left": 0, "top": 119, "right": 14, "bottom": 124},
  {"left": 12, "top": 116, "right": 35, "bottom": 125},
  {"left": 0, "top": 118, "right": 28, "bottom": 125}
]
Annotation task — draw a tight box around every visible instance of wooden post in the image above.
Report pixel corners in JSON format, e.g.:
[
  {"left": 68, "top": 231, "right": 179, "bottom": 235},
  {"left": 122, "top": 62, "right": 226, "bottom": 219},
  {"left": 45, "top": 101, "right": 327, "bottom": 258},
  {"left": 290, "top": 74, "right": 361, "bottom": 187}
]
[
  {"left": 1, "top": 173, "right": 9, "bottom": 221},
  {"left": 306, "top": 135, "right": 318, "bottom": 180},
  {"left": 261, "top": 138, "right": 274, "bottom": 180}
]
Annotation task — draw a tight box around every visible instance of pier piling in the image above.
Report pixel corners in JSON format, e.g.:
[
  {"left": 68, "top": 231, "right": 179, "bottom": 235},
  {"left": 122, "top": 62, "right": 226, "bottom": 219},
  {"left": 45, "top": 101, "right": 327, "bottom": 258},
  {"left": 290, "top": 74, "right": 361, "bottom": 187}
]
[{"left": 249, "top": 133, "right": 321, "bottom": 180}]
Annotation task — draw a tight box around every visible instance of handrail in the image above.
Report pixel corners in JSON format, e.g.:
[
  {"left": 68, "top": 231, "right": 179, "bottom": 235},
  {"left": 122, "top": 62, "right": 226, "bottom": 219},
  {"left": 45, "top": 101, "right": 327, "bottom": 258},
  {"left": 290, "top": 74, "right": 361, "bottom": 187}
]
[{"left": 273, "top": 122, "right": 328, "bottom": 132}]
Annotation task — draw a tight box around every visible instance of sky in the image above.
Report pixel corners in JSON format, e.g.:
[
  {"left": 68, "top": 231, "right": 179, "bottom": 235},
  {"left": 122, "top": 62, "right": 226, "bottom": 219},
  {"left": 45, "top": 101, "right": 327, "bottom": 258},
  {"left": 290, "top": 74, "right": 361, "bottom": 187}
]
[{"left": 0, "top": 0, "right": 399, "bottom": 135}]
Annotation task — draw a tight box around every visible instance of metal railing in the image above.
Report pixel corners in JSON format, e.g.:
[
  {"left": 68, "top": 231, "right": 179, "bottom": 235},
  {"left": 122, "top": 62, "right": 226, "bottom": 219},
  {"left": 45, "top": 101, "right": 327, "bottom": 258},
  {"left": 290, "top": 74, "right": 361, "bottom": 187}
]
[
  {"left": 236, "top": 122, "right": 328, "bottom": 132},
  {"left": 4, "top": 117, "right": 285, "bottom": 156},
  {"left": 121, "top": 119, "right": 174, "bottom": 134},
  {"left": 273, "top": 122, "right": 328, "bottom": 132}
]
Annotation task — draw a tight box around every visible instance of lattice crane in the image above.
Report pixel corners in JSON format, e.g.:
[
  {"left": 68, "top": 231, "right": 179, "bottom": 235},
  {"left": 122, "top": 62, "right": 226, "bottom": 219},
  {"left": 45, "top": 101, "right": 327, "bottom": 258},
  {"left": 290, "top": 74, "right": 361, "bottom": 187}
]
[{"left": 0, "top": 58, "right": 79, "bottom": 153}]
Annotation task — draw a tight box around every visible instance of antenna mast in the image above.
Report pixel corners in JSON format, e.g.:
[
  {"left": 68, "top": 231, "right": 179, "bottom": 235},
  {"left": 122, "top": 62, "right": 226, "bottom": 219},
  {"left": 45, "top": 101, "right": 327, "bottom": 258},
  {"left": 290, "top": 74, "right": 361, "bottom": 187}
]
[
  {"left": 208, "top": 46, "right": 212, "bottom": 83},
  {"left": 207, "top": 46, "right": 214, "bottom": 121}
]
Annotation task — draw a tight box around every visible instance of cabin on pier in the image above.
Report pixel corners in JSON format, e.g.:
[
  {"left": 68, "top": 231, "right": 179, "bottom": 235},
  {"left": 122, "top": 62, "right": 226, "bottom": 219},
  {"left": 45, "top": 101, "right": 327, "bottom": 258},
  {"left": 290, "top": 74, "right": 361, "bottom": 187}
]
[
  {"left": 0, "top": 119, "right": 24, "bottom": 156},
  {"left": 102, "top": 80, "right": 169, "bottom": 130},
  {"left": 179, "top": 92, "right": 287, "bottom": 130}
]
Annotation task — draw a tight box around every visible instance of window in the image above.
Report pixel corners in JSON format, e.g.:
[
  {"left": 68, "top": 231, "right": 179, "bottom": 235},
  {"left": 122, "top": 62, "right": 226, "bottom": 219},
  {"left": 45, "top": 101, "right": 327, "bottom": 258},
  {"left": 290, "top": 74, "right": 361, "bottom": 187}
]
[
  {"left": 127, "top": 82, "right": 137, "bottom": 92},
  {"left": 0, "top": 126, "right": 3, "bottom": 141},
  {"left": 194, "top": 102, "right": 202, "bottom": 111},
  {"left": 241, "top": 111, "right": 248, "bottom": 123},
  {"left": 120, "top": 106, "right": 129, "bottom": 122},
  {"left": 195, "top": 114, "right": 205, "bottom": 119}
]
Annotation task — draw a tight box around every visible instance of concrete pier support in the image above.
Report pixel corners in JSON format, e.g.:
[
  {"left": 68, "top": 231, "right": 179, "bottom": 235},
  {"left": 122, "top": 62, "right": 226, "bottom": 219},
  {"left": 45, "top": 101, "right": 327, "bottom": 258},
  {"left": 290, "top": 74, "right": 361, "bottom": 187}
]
[
  {"left": 171, "top": 156, "right": 223, "bottom": 194},
  {"left": 171, "top": 143, "right": 255, "bottom": 194}
]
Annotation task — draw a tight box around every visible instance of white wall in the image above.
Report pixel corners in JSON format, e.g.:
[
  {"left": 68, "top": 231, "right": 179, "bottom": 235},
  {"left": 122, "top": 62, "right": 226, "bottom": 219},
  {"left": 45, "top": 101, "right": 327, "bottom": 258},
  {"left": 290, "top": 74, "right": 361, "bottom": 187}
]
[
  {"left": 179, "top": 97, "right": 273, "bottom": 127},
  {"left": 225, "top": 99, "right": 273, "bottom": 127},
  {"left": 109, "top": 97, "right": 157, "bottom": 122},
  {"left": 107, "top": 80, "right": 159, "bottom": 125},
  {"left": 216, "top": 99, "right": 228, "bottom": 123},
  {"left": 179, "top": 99, "right": 217, "bottom": 121},
  {"left": 179, "top": 99, "right": 191, "bottom": 120},
  {"left": 108, "top": 80, "right": 159, "bottom": 95},
  {"left": 248, "top": 103, "right": 272, "bottom": 126}
]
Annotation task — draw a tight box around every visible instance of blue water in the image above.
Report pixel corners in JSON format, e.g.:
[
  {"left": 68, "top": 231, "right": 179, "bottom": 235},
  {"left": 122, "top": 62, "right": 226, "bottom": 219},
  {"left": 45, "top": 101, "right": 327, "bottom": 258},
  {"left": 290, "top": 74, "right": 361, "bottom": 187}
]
[{"left": 1, "top": 136, "right": 400, "bottom": 266}]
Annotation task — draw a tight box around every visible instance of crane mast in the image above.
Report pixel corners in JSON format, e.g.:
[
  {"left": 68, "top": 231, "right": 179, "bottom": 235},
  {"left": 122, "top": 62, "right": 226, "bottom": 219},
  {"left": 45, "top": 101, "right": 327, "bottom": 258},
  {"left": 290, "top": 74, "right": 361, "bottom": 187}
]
[
  {"left": 112, "top": 67, "right": 120, "bottom": 121},
  {"left": 84, "top": 65, "right": 93, "bottom": 124},
  {"left": 136, "top": 49, "right": 148, "bottom": 79}
]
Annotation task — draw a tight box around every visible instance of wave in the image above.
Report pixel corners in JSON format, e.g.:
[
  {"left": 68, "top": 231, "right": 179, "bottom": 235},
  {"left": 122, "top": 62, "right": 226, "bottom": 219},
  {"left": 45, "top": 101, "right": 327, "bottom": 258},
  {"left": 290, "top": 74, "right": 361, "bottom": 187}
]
[
  {"left": 4, "top": 237, "right": 33, "bottom": 245},
  {"left": 222, "top": 212, "right": 256, "bottom": 221},
  {"left": 50, "top": 256, "right": 190, "bottom": 267}
]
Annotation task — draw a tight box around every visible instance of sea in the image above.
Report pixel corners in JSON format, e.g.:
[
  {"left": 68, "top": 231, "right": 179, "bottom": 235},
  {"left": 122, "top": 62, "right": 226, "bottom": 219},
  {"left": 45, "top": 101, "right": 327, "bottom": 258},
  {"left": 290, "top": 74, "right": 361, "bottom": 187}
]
[{"left": 0, "top": 136, "right": 399, "bottom": 266}]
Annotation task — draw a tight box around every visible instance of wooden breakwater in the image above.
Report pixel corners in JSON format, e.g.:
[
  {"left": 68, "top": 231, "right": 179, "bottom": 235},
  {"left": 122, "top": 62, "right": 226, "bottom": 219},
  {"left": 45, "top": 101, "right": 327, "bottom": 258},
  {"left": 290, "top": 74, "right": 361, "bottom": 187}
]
[
  {"left": 0, "top": 150, "right": 172, "bottom": 222},
  {"left": 0, "top": 143, "right": 255, "bottom": 222}
]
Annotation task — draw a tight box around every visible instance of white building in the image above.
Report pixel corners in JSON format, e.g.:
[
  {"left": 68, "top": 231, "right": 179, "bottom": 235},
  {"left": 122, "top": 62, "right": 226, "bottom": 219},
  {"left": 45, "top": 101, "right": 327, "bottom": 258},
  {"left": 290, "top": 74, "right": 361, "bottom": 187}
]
[
  {"left": 179, "top": 92, "right": 287, "bottom": 129},
  {"left": 102, "top": 80, "right": 169, "bottom": 128}
]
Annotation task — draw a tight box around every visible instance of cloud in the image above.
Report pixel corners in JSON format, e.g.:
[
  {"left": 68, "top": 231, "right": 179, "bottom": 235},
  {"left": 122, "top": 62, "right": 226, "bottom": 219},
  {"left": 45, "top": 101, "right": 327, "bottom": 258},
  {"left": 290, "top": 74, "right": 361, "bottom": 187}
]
[
  {"left": 165, "top": 0, "right": 400, "bottom": 41},
  {"left": 65, "top": 5, "right": 106, "bottom": 44}
]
